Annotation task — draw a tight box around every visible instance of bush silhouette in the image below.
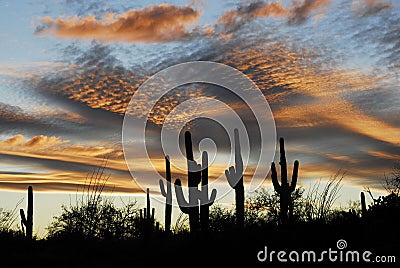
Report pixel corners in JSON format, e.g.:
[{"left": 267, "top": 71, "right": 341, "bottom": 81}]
[
  {"left": 0, "top": 199, "right": 23, "bottom": 239},
  {"left": 46, "top": 159, "right": 140, "bottom": 240}
]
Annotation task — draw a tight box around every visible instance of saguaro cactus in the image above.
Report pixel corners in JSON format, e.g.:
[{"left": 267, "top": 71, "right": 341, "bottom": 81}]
[
  {"left": 174, "top": 131, "right": 216, "bottom": 233},
  {"left": 225, "top": 129, "right": 244, "bottom": 228},
  {"left": 271, "top": 137, "right": 299, "bottom": 225},
  {"left": 140, "top": 188, "right": 155, "bottom": 236},
  {"left": 20, "top": 186, "right": 33, "bottom": 239},
  {"left": 159, "top": 155, "right": 172, "bottom": 232},
  {"left": 200, "top": 151, "right": 217, "bottom": 233},
  {"left": 360, "top": 191, "right": 367, "bottom": 217}
]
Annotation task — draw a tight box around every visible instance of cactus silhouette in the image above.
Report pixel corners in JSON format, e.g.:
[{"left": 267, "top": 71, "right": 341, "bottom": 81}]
[
  {"left": 20, "top": 186, "right": 33, "bottom": 239},
  {"left": 139, "top": 188, "right": 155, "bottom": 237},
  {"left": 361, "top": 192, "right": 367, "bottom": 217},
  {"left": 224, "top": 129, "right": 244, "bottom": 228},
  {"left": 200, "top": 151, "right": 217, "bottom": 233},
  {"left": 159, "top": 155, "right": 172, "bottom": 232},
  {"left": 174, "top": 131, "right": 216, "bottom": 233},
  {"left": 271, "top": 137, "right": 299, "bottom": 225}
]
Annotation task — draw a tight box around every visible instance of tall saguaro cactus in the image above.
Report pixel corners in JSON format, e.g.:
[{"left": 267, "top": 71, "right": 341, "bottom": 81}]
[
  {"left": 225, "top": 129, "right": 244, "bottom": 228},
  {"left": 271, "top": 137, "right": 299, "bottom": 225},
  {"left": 174, "top": 131, "right": 216, "bottom": 234},
  {"left": 20, "top": 186, "right": 33, "bottom": 239},
  {"left": 159, "top": 155, "right": 172, "bottom": 232}
]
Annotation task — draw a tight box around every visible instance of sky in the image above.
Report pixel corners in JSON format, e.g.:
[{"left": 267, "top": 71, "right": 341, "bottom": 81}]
[{"left": 0, "top": 0, "right": 399, "bottom": 236}]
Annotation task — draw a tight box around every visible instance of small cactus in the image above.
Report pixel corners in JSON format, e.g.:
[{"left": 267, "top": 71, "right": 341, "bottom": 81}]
[
  {"left": 224, "top": 129, "right": 244, "bottom": 228},
  {"left": 139, "top": 188, "right": 155, "bottom": 237},
  {"left": 20, "top": 186, "right": 33, "bottom": 239},
  {"left": 271, "top": 137, "right": 299, "bottom": 225},
  {"left": 159, "top": 155, "right": 172, "bottom": 233}
]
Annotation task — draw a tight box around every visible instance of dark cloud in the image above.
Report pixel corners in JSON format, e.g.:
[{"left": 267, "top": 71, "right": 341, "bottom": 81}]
[{"left": 0, "top": 103, "right": 34, "bottom": 123}]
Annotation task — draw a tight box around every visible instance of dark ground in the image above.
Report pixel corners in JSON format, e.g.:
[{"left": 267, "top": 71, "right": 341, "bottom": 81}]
[{"left": 2, "top": 222, "right": 398, "bottom": 268}]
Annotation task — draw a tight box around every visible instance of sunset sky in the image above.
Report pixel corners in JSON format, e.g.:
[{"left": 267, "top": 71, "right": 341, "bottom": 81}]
[{"left": 0, "top": 0, "right": 399, "bottom": 236}]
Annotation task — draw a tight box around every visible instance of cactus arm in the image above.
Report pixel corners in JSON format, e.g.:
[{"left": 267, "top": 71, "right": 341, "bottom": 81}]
[
  {"left": 225, "top": 167, "right": 237, "bottom": 188},
  {"left": 174, "top": 179, "right": 191, "bottom": 214},
  {"left": 160, "top": 155, "right": 172, "bottom": 198},
  {"left": 209, "top": 188, "right": 217, "bottom": 205},
  {"left": 20, "top": 209, "right": 27, "bottom": 226},
  {"left": 225, "top": 129, "right": 244, "bottom": 189},
  {"left": 20, "top": 186, "right": 33, "bottom": 239},
  {"left": 271, "top": 162, "right": 282, "bottom": 194},
  {"left": 159, "top": 179, "right": 168, "bottom": 197},
  {"left": 290, "top": 160, "right": 299, "bottom": 192}
]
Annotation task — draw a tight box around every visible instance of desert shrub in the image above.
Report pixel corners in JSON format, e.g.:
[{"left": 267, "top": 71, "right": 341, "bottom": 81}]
[
  {"left": 46, "top": 159, "right": 140, "bottom": 240},
  {"left": 247, "top": 187, "right": 304, "bottom": 224},
  {"left": 171, "top": 212, "right": 190, "bottom": 235},
  {"left": 301, "top": 170, "right": 344, "bottom": 223},
  {"left": 46, "top": 198, "right": 140, "bottom": 240},
  {"left": 0, "top": 199, "right": 24, "bottom": 238}
]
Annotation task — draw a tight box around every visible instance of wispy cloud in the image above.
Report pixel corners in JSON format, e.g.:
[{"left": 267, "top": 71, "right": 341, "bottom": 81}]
[
  {"left": 35, "top": 4, "right": 203, "bottom": 43},
  {"left": 0, "top": 134, "right": 134, "bottom": 193},
  {"left": 0, "top": 134, "right": 120, "bottom": 158},
  {"left": 218, "top": 1, "right": 287, "bottom": 31},
  {"left": 217, "top": 0, "right": 331, "bottom": 33}
]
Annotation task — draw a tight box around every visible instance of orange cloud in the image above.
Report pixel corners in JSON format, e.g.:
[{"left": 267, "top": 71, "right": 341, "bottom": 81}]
[
  {"left": 366, "top": 150, "right": 400, "bottom": 161},
  {"left": 0, "top": 135, "right": 67, "bottom": 147},
  {"left": 218, "top": 2, "right": 287, "bottom": 29},
  {"left": 0, "top": 134, "right": 135, "bottom": 193},
  {"left": 218, "top": 43, "right": 400, "bottom": 147},
  {"left": 288, "top": 0, "right": 331, "bottom": 25},
  {"left": 35, "top": 4, "right": 201, "bottom": 43},
  {"left": 0, "top": 134, "right": 118, "bottom": 158}
]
